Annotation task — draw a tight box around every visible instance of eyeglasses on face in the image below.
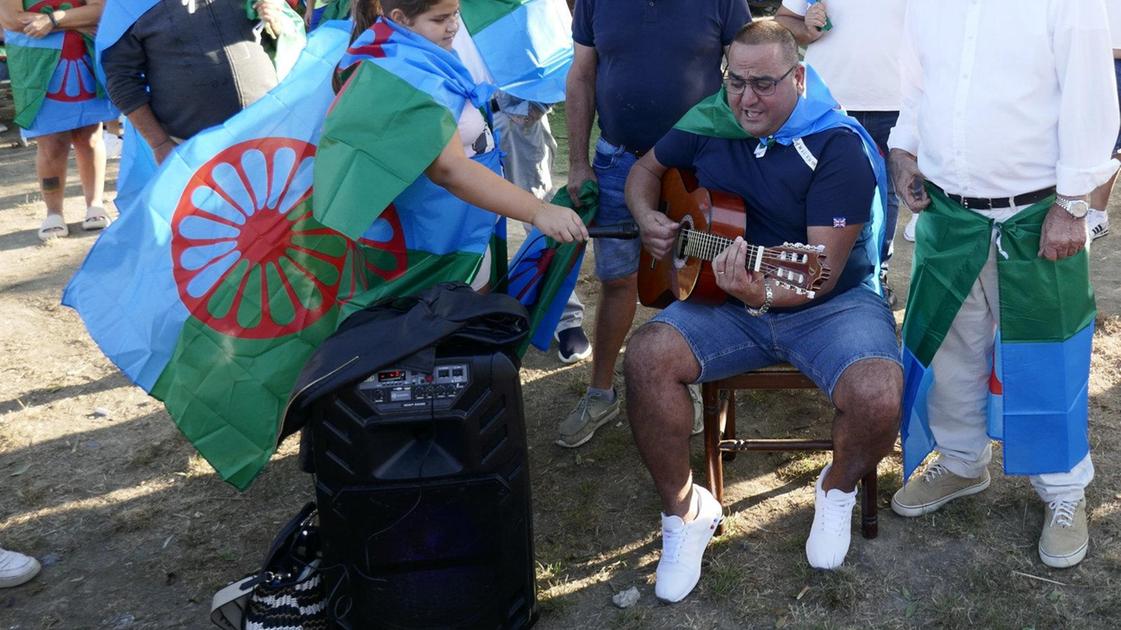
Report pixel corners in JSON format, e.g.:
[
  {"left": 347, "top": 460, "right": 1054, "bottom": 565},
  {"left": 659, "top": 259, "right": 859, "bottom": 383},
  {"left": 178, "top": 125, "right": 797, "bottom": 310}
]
[{"left": 724, "top": 63, "right": 799, "bottom": 97}]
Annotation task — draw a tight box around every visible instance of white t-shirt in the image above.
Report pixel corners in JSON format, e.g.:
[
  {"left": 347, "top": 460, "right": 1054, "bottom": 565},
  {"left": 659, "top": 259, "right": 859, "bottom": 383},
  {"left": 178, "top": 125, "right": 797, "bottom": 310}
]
[
  {"left": 782, "top": 0, "right": 906, "bottom": 111},
  {"left": 1107, "top": 0, "right": 1121, "bottom": 49},
  {"left": 451, "top": 27, "right": 496, "bottom": 157}
]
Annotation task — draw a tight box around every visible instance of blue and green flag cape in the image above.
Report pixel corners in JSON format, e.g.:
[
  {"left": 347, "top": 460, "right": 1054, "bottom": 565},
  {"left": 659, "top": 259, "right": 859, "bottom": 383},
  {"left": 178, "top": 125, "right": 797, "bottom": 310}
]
[
  {"left": 900, "top": 187, "right": 1094, "bottom": 479},
  {"left": 672, "top": 63, "right": 889, "bottom": 294},
  {"left": 303, "top": 0, "right": 573, "bottom": 104},
  {"left": 459, "top": 0, "right": 573, "bottom": 104},
  {"left": 66, "top": 16, "right": 585, "bottom": 488},
  {"left": 5, "top": 0, "right": 117, "bottom": 137},
  {"left": 64, "top": 23, "right": 358, "bottom": 489},
  {"left": 312, "top": 18, "right": 508, "bottom": 312},
  {"left": 96, "top": 0, "right": 306, "bottom": 214}
]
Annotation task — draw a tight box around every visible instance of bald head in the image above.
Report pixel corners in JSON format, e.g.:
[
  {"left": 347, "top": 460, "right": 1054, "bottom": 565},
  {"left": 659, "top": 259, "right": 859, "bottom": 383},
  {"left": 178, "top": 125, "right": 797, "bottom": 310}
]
[{"left": 733, "top": 20, "right": 800, "bottom": 67}]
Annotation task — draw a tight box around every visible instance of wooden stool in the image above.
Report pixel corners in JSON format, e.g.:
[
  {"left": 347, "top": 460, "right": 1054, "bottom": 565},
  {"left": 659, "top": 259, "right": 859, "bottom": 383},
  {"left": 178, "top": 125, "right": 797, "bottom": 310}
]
[{"left": 701, "top": 363, "right": 879, "bottom": 538}]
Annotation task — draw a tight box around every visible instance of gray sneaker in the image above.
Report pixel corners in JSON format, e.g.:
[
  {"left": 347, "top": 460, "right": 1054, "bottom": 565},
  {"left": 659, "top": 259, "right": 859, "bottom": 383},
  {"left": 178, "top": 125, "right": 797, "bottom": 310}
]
[
  {"left": 1039, "top": 498, "right": 1088, "bottom": 568},
  {"left": 556, "top": 390, "right": 620, "bottom": 448},
  {"left": 890, "top": 462, "right": 991, "bottom": 517}
]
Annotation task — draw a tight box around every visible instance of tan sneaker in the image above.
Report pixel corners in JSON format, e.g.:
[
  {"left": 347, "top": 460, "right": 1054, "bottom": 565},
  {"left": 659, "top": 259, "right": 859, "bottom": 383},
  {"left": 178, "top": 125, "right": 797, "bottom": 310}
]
[
  {"left": 1039, "top": 499, "right": 1088, "bottom": 568},
  {"left": 891, "top": 462, "right": 991, "bottom": 517},
  {"left": 556, "top": 389, "right": 620, "bottom": 448}
]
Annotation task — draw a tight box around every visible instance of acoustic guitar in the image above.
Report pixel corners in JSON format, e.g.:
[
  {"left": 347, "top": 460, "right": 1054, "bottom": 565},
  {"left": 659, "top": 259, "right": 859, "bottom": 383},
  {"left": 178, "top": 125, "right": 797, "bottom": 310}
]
[{"left": 637, "top": 169, "right": 830, "bottom": 308}]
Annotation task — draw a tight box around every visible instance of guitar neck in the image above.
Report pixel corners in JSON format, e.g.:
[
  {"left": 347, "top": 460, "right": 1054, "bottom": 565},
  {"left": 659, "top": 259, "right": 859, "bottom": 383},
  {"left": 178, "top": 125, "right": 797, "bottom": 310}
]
[{"left": 681, "top": 229, "right": 765, "bottom": 270}]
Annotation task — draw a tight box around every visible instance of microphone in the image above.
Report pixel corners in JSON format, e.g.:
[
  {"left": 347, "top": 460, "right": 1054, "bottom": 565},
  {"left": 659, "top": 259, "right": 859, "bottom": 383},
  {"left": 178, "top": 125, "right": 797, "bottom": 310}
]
[{"left": 586, "top": 223, "right": 639, "bottom": 239}]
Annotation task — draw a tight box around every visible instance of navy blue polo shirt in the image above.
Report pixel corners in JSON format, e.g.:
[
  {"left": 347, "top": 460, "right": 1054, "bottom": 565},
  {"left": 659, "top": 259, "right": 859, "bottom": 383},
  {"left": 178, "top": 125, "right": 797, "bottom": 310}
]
[
  {"left": 572, "top": 0, "right": 750, "bottom": 154},
  {"left": 653, "top": 127, "right": 877, "bottom": 307}
]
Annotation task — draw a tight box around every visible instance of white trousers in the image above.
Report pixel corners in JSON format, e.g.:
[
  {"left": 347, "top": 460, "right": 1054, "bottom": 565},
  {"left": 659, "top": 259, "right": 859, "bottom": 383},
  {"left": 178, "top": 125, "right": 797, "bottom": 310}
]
[{"left": 926, "top": 205, "right": 1094, "bottom": 503}]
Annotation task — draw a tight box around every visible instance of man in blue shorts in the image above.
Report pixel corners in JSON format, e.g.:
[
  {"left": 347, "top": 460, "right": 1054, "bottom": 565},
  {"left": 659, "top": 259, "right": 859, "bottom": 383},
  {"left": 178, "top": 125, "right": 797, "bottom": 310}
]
[
  {"left": 560, "top": 0, "right": 751, "bottom": 448},
  {"left": 622, "top": 21, "right": 902, "bottom": 602}
]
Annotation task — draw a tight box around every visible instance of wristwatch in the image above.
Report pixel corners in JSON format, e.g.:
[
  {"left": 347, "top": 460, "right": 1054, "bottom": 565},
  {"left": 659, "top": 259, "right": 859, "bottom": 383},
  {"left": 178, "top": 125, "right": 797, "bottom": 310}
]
[
  {"left": 1055, "top": 195, "right": 1089, "bottom": 219},
  {"left": 745, "top": 280, "right": 773, "bottom": 317}
]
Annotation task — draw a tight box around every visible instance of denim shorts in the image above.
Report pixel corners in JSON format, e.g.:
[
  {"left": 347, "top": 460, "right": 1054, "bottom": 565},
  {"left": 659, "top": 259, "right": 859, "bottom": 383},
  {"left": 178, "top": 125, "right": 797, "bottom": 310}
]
[
  {"left": 651, "top": 286, "right": 901, "bottom": 399},
  {"left": 591, "top": 137, "right": 643, "bottom": 281}
]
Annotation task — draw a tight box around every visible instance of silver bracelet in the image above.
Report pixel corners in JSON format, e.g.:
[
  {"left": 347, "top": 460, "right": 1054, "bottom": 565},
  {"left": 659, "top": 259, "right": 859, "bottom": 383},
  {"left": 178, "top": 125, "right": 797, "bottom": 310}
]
[{"left": 744, "top": 280, "right": 773, "bottom": 317}]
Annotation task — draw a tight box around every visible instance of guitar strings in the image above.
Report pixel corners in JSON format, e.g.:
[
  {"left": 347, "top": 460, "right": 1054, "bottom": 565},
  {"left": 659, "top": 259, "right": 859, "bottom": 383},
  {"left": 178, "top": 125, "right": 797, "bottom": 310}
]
[
  {"left": 682, "top": 229, "right": 816, "bottom": 263},
  {"left": 680, "top": 229, "right": 825, "bottom": 290}
]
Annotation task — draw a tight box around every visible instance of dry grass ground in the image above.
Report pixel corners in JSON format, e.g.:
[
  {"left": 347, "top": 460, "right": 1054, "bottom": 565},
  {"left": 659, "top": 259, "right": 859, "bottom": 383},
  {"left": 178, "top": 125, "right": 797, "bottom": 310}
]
[{"left": 1, "top": 110, "right": 1120, "bottom": 629}]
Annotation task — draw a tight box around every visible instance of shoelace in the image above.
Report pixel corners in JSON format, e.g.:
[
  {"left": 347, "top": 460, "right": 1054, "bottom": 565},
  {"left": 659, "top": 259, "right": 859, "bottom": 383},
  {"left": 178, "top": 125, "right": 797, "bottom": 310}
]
[
  {"left": 1048, "top": 500, "right": 1078, "bottom": 528},
  {"left": 662, "top": 525, "right": 688, "bottom": 564},
  {"left": 818, "top": 496, "right": 855, "bottom": 535},
  {"left": 572, "top": 396, "right": 591, "bottom": 419},
  {"left": 577, "top": 393, "right": 612, "bottom": 420},
  {"left": 921, "top": 462, "right": 950, "bottom": 483}
]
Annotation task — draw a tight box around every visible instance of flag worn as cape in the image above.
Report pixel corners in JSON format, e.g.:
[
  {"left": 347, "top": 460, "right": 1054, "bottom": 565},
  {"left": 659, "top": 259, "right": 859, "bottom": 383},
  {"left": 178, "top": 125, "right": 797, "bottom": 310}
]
[
  {"left": 6, "top": 2, "right": 117, "bottom": 136},
  {"left": 313, "top": 18, "right": 507, "bottom": 314},
  {"left": 63, "top": 22, "right": 359, "bottom": 490},
  {"left": 506, "top": 181, "right": 597, "bottom": 355},
  {"left": 459, "top": 0, "right": 573, "bottom": 104},
  {"left": 96, "top": 0, "right": 305, "bottom": 80},
  {"left": 674, "top": 63, "right": 889, "bottom": 293},
  {"left": 93, "top": 0, "right": 159, "bottom": 86},
  {"left": 99, "top": 0, "right": 309, "bottom": 215},
  {"left": 900, "top": 186, "right": 1095, "bottom": 479},
  {"left": 94, "top": 0, "right": 159, "bottom": 214}
]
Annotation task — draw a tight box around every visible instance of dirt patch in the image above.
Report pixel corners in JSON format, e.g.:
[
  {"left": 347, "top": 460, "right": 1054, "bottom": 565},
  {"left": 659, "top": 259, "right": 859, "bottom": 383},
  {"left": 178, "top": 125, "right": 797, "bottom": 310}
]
[{"left": 2, "top": 116, "right": 1121, "bottom": 629}]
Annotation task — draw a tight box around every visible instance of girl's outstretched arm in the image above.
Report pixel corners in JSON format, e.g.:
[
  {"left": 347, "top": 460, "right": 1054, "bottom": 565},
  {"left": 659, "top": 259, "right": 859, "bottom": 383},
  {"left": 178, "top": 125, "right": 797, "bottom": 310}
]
[{"left": 426, "top": 135, "right": 589, "bottom": 243}]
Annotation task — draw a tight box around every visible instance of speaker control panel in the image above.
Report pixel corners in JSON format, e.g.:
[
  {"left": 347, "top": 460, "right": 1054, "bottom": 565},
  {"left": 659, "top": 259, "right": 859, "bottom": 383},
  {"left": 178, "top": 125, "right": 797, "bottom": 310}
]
[{"left": 358, "top": 363, "right": 470, "bottom": 412}]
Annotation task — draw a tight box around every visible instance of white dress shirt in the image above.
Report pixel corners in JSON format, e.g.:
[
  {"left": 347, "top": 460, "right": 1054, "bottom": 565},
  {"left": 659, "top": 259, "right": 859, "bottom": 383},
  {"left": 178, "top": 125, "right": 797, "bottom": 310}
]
[
  {"left": 1108, "top": 0, "right": 1121, "bottom": 50},
  {"left": 782, "top": 0, "right": 906, "bottom": 111},
  {"left": 888, "top": 0, "right": 1120, "bottom": 198}
]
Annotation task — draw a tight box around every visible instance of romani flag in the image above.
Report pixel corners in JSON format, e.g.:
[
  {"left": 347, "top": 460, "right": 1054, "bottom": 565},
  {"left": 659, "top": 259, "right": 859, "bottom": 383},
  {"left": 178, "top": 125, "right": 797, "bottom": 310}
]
[
  {"left": 93, "top": 0, "right": 160, "bottom": 213},
  {"left": 5, "top": 0, "right": 118, "bottom": 137},
  {"left": 900, "top": 187, "right": 1094, "bottom": 479},
  {"left": 308, "top": 0, "right": 577, "bottom": 99},
  {"left": 64, "top": 23, "right": 364, "bottom": 490},
  {"left": 506, "top": 182, "right": 597, "bottom": 355},
  {"left": 312, "top": 18, "right": 508, "bottom": 312},
  {"left": 95, "top": 0, "right": 306, "bottom": 216},
  {"left": 459, "top": 0, "right": 573, "bottom": 104}
]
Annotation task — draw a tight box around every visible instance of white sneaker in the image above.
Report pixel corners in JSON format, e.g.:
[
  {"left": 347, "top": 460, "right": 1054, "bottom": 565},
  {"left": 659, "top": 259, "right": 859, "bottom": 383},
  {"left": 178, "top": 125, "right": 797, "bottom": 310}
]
[
  {"left": 903, "top": 213, "right": 919, "bottom": 242},
  {"left": 805, "top": 464, "right": 856, "bottom": 570},
  {"left": 0, "top": 547, "right": 41, "bottom": 588},
  {"left": 655, "top": 484, "right": 723, "bottom": 603},
  {"left": 1088, "top": 209, "right": 1109, "bottom": 241}
]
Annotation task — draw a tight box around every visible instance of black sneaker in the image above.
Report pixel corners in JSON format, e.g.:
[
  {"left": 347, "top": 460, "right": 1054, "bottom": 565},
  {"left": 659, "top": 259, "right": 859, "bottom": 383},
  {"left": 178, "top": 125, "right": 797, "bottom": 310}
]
[
  {"left": 555, "top": 327, "right": 592, "bottom": 364},
  {"left": 881, "top": 271, "right": 898, "bottom": 308}
]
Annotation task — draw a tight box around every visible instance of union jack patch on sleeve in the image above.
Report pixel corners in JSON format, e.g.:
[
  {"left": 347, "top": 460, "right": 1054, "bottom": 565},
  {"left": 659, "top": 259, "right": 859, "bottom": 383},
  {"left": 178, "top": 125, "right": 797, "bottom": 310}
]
[{"left": 832, "top": 217, "right": 847, "bottom": 228}]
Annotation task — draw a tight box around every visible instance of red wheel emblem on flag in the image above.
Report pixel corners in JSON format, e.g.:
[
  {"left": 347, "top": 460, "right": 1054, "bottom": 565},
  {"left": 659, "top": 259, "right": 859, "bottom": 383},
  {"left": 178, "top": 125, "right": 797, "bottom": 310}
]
[
  {"left": 171, "top": 139, "right": 347, "bottom": 339},
  {"left": 357, "top": 205, "right": 408, "bottom": 278},
  {"left": 30, "top": 2, "right": 97, "bottom": 103},
  {"left": 337, "top": 204, "right": 408, "bottom": 302}
]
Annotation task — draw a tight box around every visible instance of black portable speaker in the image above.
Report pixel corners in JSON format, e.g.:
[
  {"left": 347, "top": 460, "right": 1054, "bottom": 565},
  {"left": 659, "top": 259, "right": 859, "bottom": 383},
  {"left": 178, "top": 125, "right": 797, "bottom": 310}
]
[{"left": 308, "top": 337, "right": 536, "bottom": 629}]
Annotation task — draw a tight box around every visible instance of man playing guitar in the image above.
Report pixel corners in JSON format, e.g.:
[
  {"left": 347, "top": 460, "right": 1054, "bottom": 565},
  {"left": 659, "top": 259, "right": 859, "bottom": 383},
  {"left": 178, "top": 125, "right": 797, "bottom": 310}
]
[{"left": 622, "top": 21, "right": 903, "bottom": 602}]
